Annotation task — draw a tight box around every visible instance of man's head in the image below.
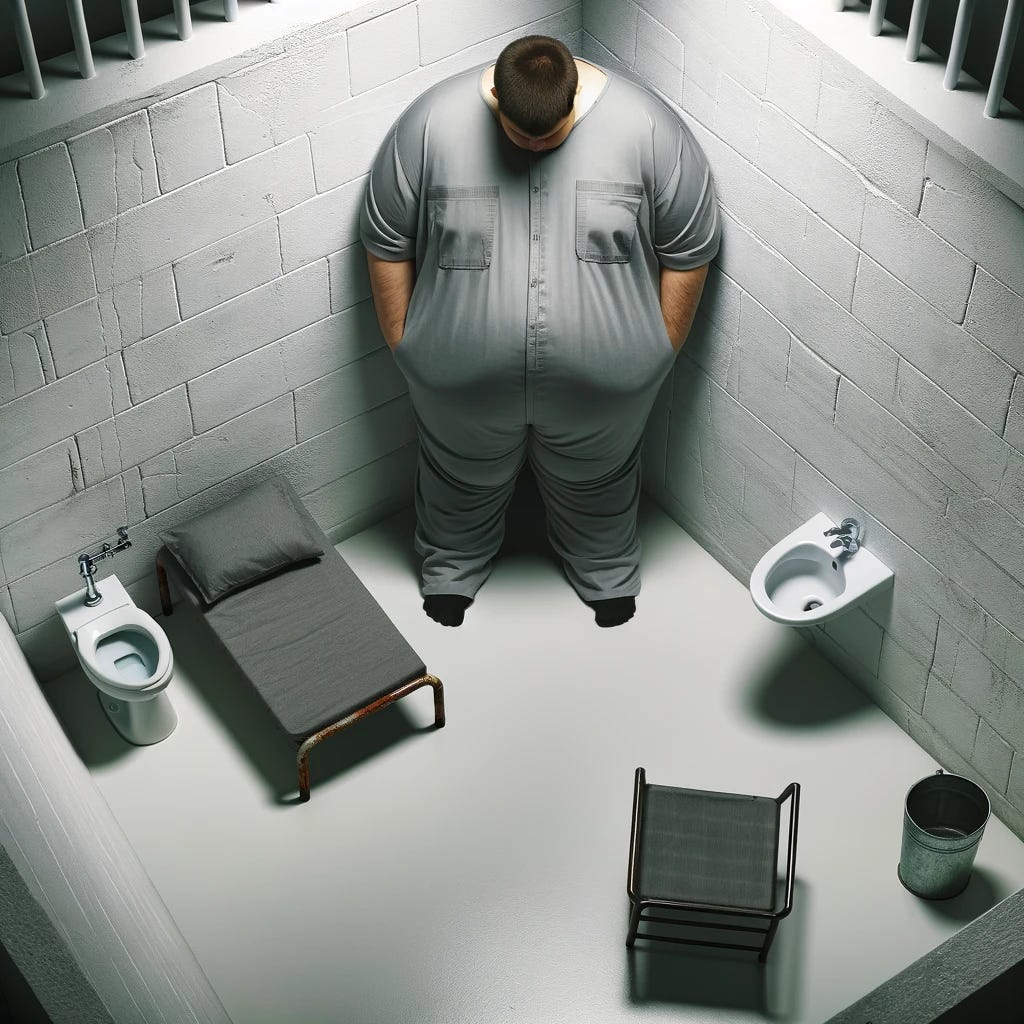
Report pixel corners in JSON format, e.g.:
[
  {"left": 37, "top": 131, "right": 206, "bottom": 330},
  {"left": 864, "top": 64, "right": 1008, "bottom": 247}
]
[{"left": 492, "top": 36, "right": 580, "bottom": 151}]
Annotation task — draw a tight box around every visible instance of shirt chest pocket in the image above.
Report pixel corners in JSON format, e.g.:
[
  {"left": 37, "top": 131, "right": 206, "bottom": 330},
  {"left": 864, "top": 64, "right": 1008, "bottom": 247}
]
[
  {"left": 427, "top": 185, "right": 499, "bottom": 269},
  {"left": 576, "top": 180, "right": 643, "bottom": 263}
]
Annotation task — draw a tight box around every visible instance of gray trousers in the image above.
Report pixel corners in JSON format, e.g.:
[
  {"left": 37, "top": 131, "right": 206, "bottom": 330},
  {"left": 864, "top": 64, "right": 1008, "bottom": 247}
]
[{"left": 394, "top": 323, "right": 674, "bottom": 604}]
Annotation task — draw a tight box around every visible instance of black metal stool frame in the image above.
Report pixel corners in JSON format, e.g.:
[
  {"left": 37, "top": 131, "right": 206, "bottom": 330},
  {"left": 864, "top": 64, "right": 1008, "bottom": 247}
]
[{"left": 626, "top": 768, "right": 800, "bottom": 963}]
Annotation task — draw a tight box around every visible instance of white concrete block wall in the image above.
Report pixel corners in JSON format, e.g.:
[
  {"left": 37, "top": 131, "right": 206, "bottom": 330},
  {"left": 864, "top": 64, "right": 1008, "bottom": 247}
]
[
  {"left": 0, "top": 0, "right": 584, "bottom": 682},
  {"left": 584, "top": 0, "right": 1024, "bottom": 836}
]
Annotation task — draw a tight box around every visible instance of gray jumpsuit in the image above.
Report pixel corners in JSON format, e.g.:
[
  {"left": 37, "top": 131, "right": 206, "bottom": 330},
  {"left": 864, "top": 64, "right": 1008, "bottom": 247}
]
[{"left": 359, "top": 59, "right": 719, "bottom": 603}]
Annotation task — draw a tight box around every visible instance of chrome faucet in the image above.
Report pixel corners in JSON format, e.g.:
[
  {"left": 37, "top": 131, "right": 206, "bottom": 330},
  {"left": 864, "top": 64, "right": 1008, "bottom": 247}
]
[
  {"left": 78, "top": 527, "right": 132, "bottom": 607},
  {"left": 823, "top": 517, "right": 861, "bottom": 557}
]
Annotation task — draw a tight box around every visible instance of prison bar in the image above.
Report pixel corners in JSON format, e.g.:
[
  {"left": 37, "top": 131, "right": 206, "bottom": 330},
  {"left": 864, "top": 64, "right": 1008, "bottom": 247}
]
[
  {"left": 904, "top": 0, "right": 930, "bottom": 60},
  {"left": 836, "top": 0, "right": 1020, "bottom": 119},
  {"left": 9, "top": 0, "right": 45, "bottom": 98},
  {"left": 172, "top": 0, "right": 193, "bottom": 40},
  {"left": 868, "top": 0, "right": 888, "bottom": 36},
  {"left": 944, "top": 0, "right": 976, "bottom": 90},
  {"left": 65, "top": 0, "right": 96, "bottom": 79},
  {"left": 986, "top": 0, "right": 1022, "bottom": 117},
  {"left": 120, "top": 0, "right": 145, "bottom": 59}
]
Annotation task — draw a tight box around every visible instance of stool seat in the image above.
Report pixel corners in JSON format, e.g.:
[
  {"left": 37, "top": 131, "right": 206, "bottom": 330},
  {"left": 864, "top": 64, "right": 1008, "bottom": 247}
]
[
  {"left": 639, "top": 786, "right": 780, "bottom": 911},
  {"left": 626, "top": 769, "right": 800, "bottom": 962}
]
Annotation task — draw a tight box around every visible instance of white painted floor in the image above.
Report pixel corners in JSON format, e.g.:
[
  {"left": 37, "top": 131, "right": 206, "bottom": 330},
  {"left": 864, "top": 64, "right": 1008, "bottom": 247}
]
[{"left": 46, "top": 496, "right": 1024, "bottom": 1024}]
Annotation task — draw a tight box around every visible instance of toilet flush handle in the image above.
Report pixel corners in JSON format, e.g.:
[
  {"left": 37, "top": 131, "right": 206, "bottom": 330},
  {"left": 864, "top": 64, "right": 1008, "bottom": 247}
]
[{"left": 77, "top": 527, "right": 133, "bottom": 607}]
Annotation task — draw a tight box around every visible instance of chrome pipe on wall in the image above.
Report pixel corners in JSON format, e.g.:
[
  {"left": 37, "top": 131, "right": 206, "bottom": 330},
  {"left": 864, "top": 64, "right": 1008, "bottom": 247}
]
[
  {"left": 986, "top": 0, "right": 1022, "bottom": 116},
  {"left": 944, "top": 0, "right": 976, "bottom": 90},
  {"left": 8, "top": 0, "right": 45, "bottom": 98},
  {"left": 65, "top": 0, "right": 95, "bottom": 78}
]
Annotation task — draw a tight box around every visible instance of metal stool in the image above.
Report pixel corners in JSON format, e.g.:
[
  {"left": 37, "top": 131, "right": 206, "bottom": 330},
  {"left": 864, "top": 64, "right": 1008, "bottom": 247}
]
[{"left": 626, "top": 768, "right": 800, "bottom": 962}]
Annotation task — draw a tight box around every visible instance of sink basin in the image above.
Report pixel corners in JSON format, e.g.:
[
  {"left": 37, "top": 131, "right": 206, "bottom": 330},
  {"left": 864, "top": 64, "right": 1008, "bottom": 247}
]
[{"left": 749, "top": 513, "right": 894, "bottom": 625}]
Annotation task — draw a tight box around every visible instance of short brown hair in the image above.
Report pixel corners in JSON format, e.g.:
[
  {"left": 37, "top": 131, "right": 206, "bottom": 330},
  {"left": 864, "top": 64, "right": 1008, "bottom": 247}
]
[{"left": 493, "top": 36, "right": 578, "bottom": 137}]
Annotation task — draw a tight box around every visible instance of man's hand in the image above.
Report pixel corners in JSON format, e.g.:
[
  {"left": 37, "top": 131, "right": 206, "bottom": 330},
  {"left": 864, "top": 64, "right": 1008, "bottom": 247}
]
[
  {"left": 366, "top": 252, "right": 417, "bottom": 351},
  {"left": 660, "top": 263, "right": 710, "bottom": 352}
]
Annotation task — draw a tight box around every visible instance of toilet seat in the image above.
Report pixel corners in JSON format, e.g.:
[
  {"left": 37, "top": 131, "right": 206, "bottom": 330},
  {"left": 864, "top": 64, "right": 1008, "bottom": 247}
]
[{"left": 76, "top": 606, "right": 172, "bottom": 695}]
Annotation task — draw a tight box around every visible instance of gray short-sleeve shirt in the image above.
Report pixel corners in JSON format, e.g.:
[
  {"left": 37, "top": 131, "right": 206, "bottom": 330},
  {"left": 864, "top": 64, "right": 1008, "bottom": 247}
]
[{"left": 360, "top": 58, "right": 719, "bottom": 426}]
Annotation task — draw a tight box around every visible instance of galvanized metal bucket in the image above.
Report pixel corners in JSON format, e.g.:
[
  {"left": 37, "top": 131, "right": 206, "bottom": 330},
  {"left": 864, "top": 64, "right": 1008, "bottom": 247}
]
[{"left": 898, "top": 769, "right": 990, "bottom": 899}]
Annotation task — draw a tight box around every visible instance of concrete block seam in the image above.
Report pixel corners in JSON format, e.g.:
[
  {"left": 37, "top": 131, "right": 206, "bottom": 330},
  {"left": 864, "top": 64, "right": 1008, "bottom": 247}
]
[
  {"left": 72, "top": 131, "right": 303, "bottom": 245},
  {"left": 864, "top": 305, "right": 1013, "bottom": 451},
  {"left": 718, "top": 196, "right": 902, "bottom": 386},
  {"left": 59, "top": 142, "right": 89, "bottom": 245},
  {"left": 184, "top": 382, "right": 197, "bottom": 435},
  {"left": 924, "top": 612, "right": 941, "bottom": 678},
  {"left": 917, "top": 141, "right": 930, "bottom": 217},
  {"left": 415, "top": 3, "right": 422, "bottom": 68},
  {"left": 792, "top": 449, "right": 950, "bottom": 605},
  {"left": 215, "top": 82, "right": 229, "bottom": 169},
  {"left": 6, "top": 158, "right": 31, "bottom": 259},
  {"left": 345, "top": 23, "right": 354, "bottom": 95},
  {"left": 34, "top": 321, "right": 55, "bottom": 384},
  {"left": 163, "top": 236, "right": 315, "bottom": 329},
  {"left": 998, "top": 376, "right": 1019, "bottom": 446},
  {"left": 169, "top": 260, "right": 183, "bottom": 323},
  {"left": 760, "top": 97, "right": 879, "bottom": 238},
  {"left": 296, "top": 390, "right": 411, "bottom": 448},
  {"left": 69, "top": 437, "right": 84, "bottom": 494}
]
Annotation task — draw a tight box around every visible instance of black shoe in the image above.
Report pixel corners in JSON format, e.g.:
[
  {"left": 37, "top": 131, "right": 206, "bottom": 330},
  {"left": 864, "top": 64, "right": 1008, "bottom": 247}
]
[
  {"left": 424, "top": 594, "right": 472, "bottom": 627},
  {"left": 587, "top": 596, "right": 636, "bottom": 628}
]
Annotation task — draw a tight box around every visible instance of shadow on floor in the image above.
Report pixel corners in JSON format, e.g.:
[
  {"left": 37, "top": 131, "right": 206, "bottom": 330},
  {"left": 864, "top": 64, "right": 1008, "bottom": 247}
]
[
  {"left": 624, "top": 879, "right": 809, "bottom": 1020},
  {"left": 164, "top": 603, "right": 430, "bottom": 805},
  {"left": 913, "top": 864, "right": 1009, "bottom": 924},
  {"left": 42, "top": 670, "right": 136, "bottom": 768},
  {"left": 743, "top": 639, "right": 873, "bottom": 728}
]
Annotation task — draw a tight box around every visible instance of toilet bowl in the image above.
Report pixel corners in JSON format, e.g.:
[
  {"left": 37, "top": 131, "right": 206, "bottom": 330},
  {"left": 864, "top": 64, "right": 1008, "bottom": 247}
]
[
  {"left": 749, "top": 513, "right": 893, "bottom": 625},
  {"left": 56, "top": 575, "right": 177, "bottom": 745}
]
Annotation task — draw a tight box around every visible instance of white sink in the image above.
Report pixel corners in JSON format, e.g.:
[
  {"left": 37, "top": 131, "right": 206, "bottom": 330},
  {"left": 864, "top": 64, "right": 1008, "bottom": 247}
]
[{"left": 749, "top": 513, "right": 894, "bottom": 625}]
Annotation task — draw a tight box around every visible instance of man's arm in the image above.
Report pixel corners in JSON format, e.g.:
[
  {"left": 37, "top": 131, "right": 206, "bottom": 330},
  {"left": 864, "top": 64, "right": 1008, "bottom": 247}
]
[
  {"left": 367, "top": 252, "right": 416, "bottom": 351},
  {"left": 660, "top": 263, "right": 709, "bottom": 352}
]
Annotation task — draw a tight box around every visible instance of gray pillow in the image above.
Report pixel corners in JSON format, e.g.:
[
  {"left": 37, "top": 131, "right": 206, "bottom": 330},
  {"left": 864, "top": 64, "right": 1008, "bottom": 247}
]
[{"left": 159, "top": 476, "right": 324, "bottom": 604}]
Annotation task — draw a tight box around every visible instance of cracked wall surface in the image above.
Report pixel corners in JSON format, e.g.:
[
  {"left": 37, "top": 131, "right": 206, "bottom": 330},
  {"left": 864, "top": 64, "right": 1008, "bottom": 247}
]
[
  {"left": 584, "top": 0, "right": 1024, "bottom": 839},
  {"left": 0, "top": 0, "right": 584, "bottom": 688}
]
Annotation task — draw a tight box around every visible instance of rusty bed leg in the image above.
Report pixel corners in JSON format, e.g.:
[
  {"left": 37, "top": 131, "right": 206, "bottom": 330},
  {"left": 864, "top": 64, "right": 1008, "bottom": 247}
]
[
  {"left": 297, "top": 751, "right": 311, "bottom": 803},
  {"left": 155, "top": 556, "right": 173, "bottom": 616},
  {"left": 428, "top": 674, "right": 446, "bottom": 728},
  {"left": 294, "top": 673, "right": 445, "bottom": 802}
]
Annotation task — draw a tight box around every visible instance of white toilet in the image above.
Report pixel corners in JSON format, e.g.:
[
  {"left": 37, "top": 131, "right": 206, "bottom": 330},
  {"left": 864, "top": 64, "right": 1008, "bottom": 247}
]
[{"left": 56, "top": 574, "right": 177, "bottom": 745}]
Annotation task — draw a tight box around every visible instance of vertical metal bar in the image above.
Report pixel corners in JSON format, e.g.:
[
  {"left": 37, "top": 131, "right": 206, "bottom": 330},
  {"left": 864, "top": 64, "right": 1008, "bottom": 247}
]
[
  {"left": 905, "top": 0, "right": 931, "bottom": 60},
  {"left": 222, "top": 0, "right": 238, "bottom": 20},
  {"left": 944, "top": 0, "right": 976, "bottom": 90},
  {"left": 831, "top": 0, "right": 846, "bottom": 10},
  {"left": 986, "top": 0, "right": 1023, "bottom": 116},
  {"left": 8, "top": 0, "right": 45, "bottom": 99},
  {"left": 868, "top": 0, "right": 888, "bottom": 35},
  {"left": 120, "top": 0, "right": 145, "bottom": 58},
  {"left": 65, "top": 0, "right": 95, "bottom": 79},
  {"left": 172, "top": 0, "right": 192, "bottom": 40}
]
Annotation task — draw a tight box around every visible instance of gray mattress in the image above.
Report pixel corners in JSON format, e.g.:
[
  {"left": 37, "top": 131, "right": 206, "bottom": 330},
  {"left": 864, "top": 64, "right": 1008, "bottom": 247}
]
[{"left": 160, "top": 538, "right": 427, "bottom": 744}]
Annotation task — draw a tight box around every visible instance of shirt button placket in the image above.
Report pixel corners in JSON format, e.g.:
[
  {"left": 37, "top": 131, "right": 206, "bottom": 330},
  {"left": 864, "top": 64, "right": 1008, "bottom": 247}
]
[{"left": 526, "top": 171, "right": 542, "bottom": 422}]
